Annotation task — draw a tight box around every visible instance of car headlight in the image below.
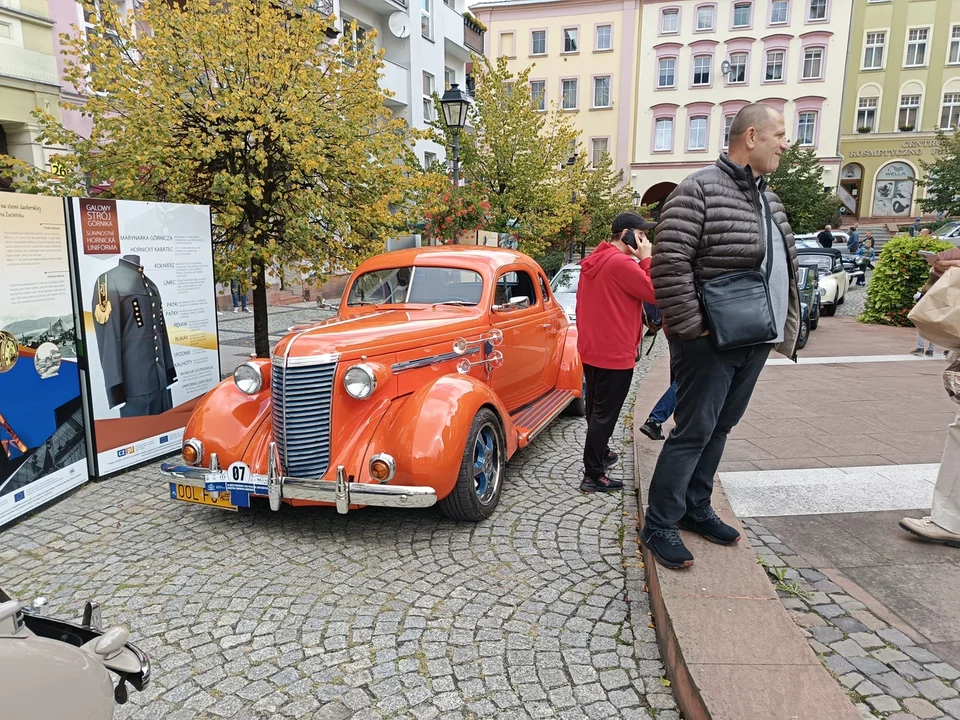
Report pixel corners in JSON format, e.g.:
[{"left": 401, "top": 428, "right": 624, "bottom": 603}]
[
  {"left": 234, "top": 362, "right": 263, "bottom": 395},
  {"left": 344, "top": 364, "right": 376, "bottom": 399}
]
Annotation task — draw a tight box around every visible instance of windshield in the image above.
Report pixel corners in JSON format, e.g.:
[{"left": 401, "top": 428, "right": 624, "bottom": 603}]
[
  {"left": 934, "top": 222, "right": 960, "bottom": 237},
  {"left": 346, "top": 266, "right": 484, "bottom": 306},
  {"left": 551, "top": 268, "right": 580, "bottom": 294},
  {"left": 801, "top": 254, "right": 835, "bottom": 274}
]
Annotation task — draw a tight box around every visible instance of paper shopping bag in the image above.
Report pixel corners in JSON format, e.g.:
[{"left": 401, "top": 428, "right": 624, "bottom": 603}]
[{"left": 909, "top": 267, "right": 960, "bottom": 351}]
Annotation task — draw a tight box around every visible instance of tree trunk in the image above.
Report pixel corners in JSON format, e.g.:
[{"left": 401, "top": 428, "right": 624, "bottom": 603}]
[{"left": 252, "top": 256, "right": 270, "bottom": 358}]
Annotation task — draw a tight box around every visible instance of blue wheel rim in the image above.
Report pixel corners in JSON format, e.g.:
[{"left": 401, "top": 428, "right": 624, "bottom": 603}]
[{"left": 473, "top": 423, "right": 501, "bottom": 505}]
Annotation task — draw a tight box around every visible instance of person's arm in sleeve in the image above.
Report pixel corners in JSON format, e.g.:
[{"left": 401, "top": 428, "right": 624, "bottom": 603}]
[
  {"left": 650, "top": 179, "right": 706, "bottom": 339},
  {"left": 609, "top": 256, "right": 656, "bottom": 304},
  {"left": 92, "top": 275, "right": 125, "bottom": 408}
]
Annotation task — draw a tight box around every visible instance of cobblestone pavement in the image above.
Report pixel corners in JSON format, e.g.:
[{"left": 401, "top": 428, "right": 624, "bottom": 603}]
[
  {"left": 744, "top": 519, "right": 960, "bottom": 720},
  {"left": 0, "top": 345, "right": 677, "bottom": 719}
]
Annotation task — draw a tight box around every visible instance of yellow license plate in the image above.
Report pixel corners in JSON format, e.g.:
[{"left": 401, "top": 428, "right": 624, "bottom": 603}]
[{"left": 169, "top": 483, "right": 237, "bottom": 511}]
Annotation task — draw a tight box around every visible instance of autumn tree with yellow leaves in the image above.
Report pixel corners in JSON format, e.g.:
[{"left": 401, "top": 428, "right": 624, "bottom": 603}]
[{"left": 1, "top": 0, "right": 418, "bottom": 357}]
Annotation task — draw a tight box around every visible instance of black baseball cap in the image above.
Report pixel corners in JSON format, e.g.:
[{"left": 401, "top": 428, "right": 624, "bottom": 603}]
[{"left": 612, "top": 212, "right": 656, "bottom": 235}]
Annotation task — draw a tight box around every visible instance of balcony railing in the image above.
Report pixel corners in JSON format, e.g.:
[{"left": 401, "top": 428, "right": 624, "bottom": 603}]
[{"left": 463, "top": 16, "right": 484, "bottom": 54}]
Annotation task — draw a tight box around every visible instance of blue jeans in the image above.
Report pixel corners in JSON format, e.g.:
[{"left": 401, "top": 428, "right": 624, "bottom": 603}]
[
  {"left": 232, "top": 290, "right": 247, "bottom": 309},
  {"left": 648, "top": 382, "right": 677, "bottom": 424}
]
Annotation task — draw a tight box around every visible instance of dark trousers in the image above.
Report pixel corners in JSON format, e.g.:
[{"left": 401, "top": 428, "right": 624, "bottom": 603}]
[
  {"left": 121, "top": 389, "right": 173, "bottom": 418},
  {"left": 644, "top": 336, "right": 771, "bottom": 530},
  {"left": 583, "top": 363, "right": 634, "bottom": 480}
]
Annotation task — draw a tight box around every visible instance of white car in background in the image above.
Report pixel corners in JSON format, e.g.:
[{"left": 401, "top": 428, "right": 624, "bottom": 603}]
[
  {"left": 931, "top": 221, "right": 960, "bottom": 244},
  {"left": 793, "top": 230, "right": 850, "bottom": 248},
  {"left": 550, "top": 263, "right": 580, "bottom": 323}
]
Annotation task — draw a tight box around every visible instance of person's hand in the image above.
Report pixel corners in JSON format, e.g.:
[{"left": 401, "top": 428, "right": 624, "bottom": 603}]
[
  {"left": 634, "top": 236, "right": 652, "bottom": 261},
  {"left": 933, "top": 258, "right": 960, "bottom": 275}
]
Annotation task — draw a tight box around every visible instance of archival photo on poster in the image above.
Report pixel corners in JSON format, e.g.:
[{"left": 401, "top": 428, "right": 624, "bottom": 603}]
[
  {"left": 70, "top": 198, "right": 219, "bottom": 476},
  {"left": 0, "top": 194, "right": 88, "bottom": 527}
]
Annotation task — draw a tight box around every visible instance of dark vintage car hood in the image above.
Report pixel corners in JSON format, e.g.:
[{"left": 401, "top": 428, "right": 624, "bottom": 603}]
[{"left": 272, "top": 307, "right": 485, "bottom": 361}]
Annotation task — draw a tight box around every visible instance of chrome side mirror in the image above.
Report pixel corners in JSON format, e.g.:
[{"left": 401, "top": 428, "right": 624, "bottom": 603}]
[
  {"left": 492, "top": 296, "right": 530, "bottom": 313},
  {"left": 452, "top": 329, "right": 504, "bottom": 355}
]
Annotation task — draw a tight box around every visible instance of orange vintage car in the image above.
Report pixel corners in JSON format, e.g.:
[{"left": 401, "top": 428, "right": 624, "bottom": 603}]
[{"left": 161, "top": 246, "right": 584, "bottom": 521}]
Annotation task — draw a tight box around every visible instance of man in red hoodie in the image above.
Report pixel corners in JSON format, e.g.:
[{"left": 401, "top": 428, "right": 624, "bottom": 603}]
[{"left": 576, "top": 212, "right": 656, "bottom": 493}]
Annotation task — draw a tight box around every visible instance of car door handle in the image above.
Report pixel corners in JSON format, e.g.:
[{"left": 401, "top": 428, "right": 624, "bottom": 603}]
[{"left": 539, "top": 323, "right": 552, "bottom": 329}]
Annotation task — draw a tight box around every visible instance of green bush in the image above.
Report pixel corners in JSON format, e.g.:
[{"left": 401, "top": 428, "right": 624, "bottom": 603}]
[{"left": 858, "top": 234, "right": 954, "bottom": 326}]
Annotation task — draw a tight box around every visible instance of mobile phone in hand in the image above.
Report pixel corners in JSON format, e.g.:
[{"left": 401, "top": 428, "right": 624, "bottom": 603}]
[{"left": 919, "top": 249, "right": 938, "bottom": 265}]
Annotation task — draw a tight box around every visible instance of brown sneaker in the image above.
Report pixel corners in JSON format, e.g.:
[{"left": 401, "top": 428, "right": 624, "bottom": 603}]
[{"left": 899, "top": 517, "right": 960, "bottom": 548}]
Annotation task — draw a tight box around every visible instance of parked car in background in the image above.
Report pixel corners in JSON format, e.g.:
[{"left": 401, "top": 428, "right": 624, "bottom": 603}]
[
  {"left": 550, "top": 263, "right": 580, "bottom": 323},
  {"left": 796, "top": 263, "right": 822, "bottom": 350},
  {"left": 796, "top": 247, "right": 849, "bottom": 317},
  {"left": 931, "top": 221, "right": 960, "bottom": 244},
  {"left": 793, "top": 230, "right": 850, "bottom": 248},
  {"left": 163, "top": 247, "right": 585, "bottom": 522},
  {"left": 0, "top": 587, "right": 150, "bottom": 718}
]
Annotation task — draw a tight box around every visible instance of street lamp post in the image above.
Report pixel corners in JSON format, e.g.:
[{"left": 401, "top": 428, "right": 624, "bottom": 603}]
[
  {"left": 440, "top": 83, "right": 472, "bottom": 188},
  {"left": 632, "top": 190, "right": 642, "bottom": 209}
]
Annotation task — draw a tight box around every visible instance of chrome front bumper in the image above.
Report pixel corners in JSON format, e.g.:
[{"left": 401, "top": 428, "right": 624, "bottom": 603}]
[{"left": 161, "top": 443, "right": 436, "bottom": 513}]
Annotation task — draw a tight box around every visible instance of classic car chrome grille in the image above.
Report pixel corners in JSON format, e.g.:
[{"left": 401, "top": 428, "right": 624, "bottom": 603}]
[{"left": 271, "top": 359, "right": 337, "bottom": 478}]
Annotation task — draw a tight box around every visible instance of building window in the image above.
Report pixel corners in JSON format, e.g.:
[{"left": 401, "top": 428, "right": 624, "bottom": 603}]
[
  {"left": 802, "top": 48, "right": 824, "bottom": 79},
  {"left": 661, "top": 8, "right": 679, "bottom": 34},
  {"left": 562, "top": 78, "right": 578, "bottom": 110},
  {"left": 563, "top": 28, "right": 578, "bottom": 53},
  {"left": 942, "top": 93, "right": 960, "bottom": 129},
  {"left": 655, "top": 118, "right": 674, "bottom": 151},
  {"left": 765, "top": 50, "right": 784, "bottom": 81},
  {"left": 593, "top": 76, "right": 611, "bottom": 107},
  {"left": 722, "top": 114, "right": 734, "bottom": 148},
  {"left": 899, "top": 94, "right": 920, "bottom": 129},
  {"left": 732, "top": 2, "right": 751, "bottom": 28},
  {"left": 770, "top": 0, "right": 788, "bottom": 24},
  {"left": 797, "top": 111, "right": 817, "bottom": 145},
  {"left": 422, "top": 72, "right": 434, "bottom": 121},
  {"left": 905, "top": 28, "right": 929, "bottom": 67},
  {"left": 857, "top": 97, "right": 877, "bottom": 131},
  {"left": 863, "top": 31, "right": 885, "bottom": 69},
  {"left": 423, "top": 152, "right": 437, "bottom": 168},
  {"left": 949, "top": 26, "right": 960, "bottom": 64},
  {"left": 658, "top": 58, "right": 676, "bottom": 88},
  {"left": 420, "top": 0, "right": 431, "bottom": 39},
  {"left": 591, "top": 138, "right": 609, "bottom": 168},
  {"left": 688, "top": 116, "right": 708, "bottom": 150},
  {"left": 595, "top": 24, "right": 612, "bottom": 51},
  {"left": 693, "top": 55, "right": 711, "bottom": 85},
  {"left": 530, "top": 80, "right": 546, "bottom": 111},
  {"left": 808, "top": 0, "right": 826, "bottom": 21},
  {"left": 444, "top": 66, "right": 455, "bottom": 89},
  {"left": 499, "top": 32, "right": 515, "bottom": 58},
  {"left": 697, "top": 5, "right": 715, "bottom": 31},
  {"left": 728, "top": 52, "right": 747, "bottom": 83},
  {"left": 531, "top": 30, "right": 546, "bottom": 55}
]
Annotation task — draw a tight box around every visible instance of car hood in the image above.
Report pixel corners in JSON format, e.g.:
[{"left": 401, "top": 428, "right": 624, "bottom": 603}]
[
  {"left": 555, "top": 293, "right": 576, "bottom": 315},
  {"left": 272, "top": 307, "right": 484, "bottom": 361}
]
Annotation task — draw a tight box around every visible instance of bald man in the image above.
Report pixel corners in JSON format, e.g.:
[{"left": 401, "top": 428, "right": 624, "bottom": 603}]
[{"left": 641, "top": 103, "right": 801, "bottom": 569}]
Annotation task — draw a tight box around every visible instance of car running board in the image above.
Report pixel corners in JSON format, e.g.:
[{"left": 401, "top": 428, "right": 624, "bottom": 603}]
[{"left": 510, "top": 389, "right": 575, "bottom": 448}]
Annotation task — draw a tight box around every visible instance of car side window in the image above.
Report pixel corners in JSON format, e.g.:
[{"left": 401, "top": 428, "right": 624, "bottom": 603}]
[
  {"left": 495, "top": 270, "right": 538, "bottom": 307},
  {"left": 539, "top": 276, "right": 552, "bottom": 304}
]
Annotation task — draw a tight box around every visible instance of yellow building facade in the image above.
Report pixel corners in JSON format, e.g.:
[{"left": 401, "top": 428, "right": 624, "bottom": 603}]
[
  {"left": 838, "top": 0, "right": 960, "bottom": 221},
  {"left": 471, "top": 0, "right": 641, "bottom": 179}
]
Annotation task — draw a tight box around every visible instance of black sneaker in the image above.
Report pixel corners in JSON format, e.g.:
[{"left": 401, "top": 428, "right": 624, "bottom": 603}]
[
  {"left": 603, "top": 449, "right": 618, "bottom": 468},
  {"left": 676, "top": 508, "right": 741, "bottom": 546},
  {"left": 579, "top": 475, "right": 624, "bottom": 493},
  {"left": 911, "top": 348, "right": 925, "bottom": 356},
  {"left": 926, "top": 348, "right": 935, "bottom": 357},
  {"left": 639, "top": 419, "right": 664, "bottom": 441},
  {"left": 640, "top": 525, "right": 694, "bottom": 569}
]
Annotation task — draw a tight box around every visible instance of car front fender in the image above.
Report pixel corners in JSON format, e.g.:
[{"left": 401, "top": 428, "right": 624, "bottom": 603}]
[
  {"left": 555, "top": 326, "right": 583, "bottom": 395},
  {"left": 361, "top": 375, "right": 517, "bottom": 500},
  {"left": 819, "top": 278, "right": 840, "bottom": 303}
]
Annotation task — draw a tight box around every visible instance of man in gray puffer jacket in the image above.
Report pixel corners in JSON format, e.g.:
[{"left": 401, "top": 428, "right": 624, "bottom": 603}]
[{"left": 640, "top": 103, "right": 801, "bottom": 569}]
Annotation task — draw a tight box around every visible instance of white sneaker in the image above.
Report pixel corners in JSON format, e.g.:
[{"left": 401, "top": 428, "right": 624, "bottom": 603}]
[
  {"left": 899, "top": 516, "right": 960, "bottom": 548},
  {"left": 233, "top": 307, "right": 239, "bottom": 313}
]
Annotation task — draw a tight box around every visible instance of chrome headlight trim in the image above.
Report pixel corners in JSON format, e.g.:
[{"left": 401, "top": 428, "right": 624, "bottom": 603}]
[
  {"left": 234, "top": 362, "right": 263, "bottom": 395},
  {"left": 369, "top": 453, "right": 397, "bottom": 484},
  {"left": 344, "top": 363, "right": 377, "bottom": 399},
  {"left": 183, "top": 438, "right": 204, "bottom": 466}
]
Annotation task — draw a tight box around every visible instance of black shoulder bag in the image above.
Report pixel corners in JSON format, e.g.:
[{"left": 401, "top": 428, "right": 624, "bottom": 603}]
[{"left": 697, "top": 195, "right": 778, "bottom": 351}]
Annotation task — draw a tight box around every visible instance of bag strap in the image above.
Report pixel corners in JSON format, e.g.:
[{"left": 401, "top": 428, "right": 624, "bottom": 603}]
[{"left": 761, "top": 193, "right": 775, "bottom": 278}]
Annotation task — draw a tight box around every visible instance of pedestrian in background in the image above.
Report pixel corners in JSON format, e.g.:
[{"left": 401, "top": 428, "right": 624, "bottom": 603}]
[
  {"left": 638, "top": 383, "right": 677, "bottom": 441},
  {"left": 641, "top": 103, "right": 801, "bottom": 570},
  {"left": 231, "top": 278, "right": 250, "bottom": 313},
  {"left": 855, "top": 237, "right": 875, "bottom": 286},
  {"left": 576, "top": 213, "right": 657, "bottom": 494},
  {"left": 847, "top": 223, "right": 860, "bottom": 254},
  {"left": 817, "top": 224, "right": 834, "bottom": 248}
]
